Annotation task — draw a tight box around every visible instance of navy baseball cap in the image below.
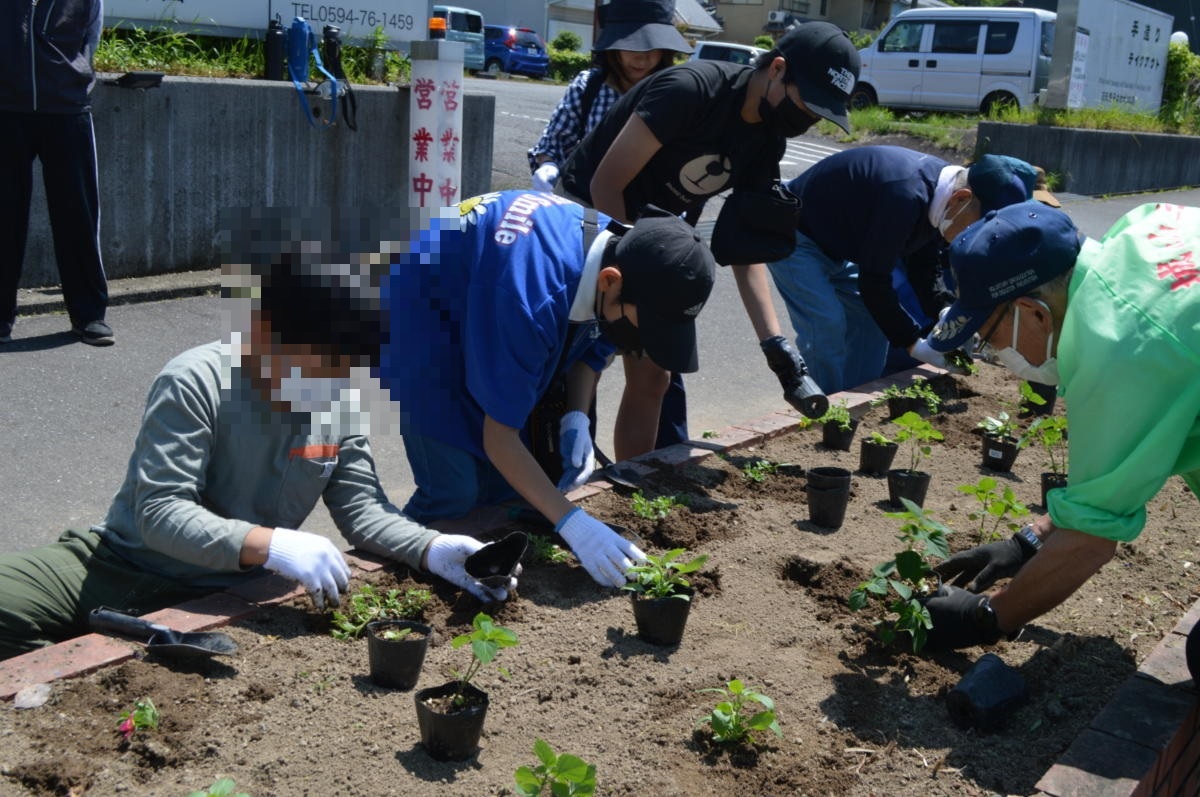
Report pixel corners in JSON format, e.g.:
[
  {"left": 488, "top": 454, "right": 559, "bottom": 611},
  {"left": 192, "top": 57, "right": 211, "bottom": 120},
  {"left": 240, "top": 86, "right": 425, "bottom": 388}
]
[
  {"left": 969, "top": 154, "right": 1061, "bottom": 212},
  {"left": 615, "top": 206, "right": 716, "bottom": 373},
  {"left": 929, "top": 202, "right": 1082, "bottom": 352},
  {"left": 771, "top": 22, "right": 860, "bottom": 134}
]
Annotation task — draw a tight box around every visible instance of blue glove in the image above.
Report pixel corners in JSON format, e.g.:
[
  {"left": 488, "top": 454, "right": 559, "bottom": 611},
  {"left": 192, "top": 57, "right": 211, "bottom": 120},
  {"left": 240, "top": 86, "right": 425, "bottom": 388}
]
[{"left": 557, "top": 410, "right": 595, "bottom": 492}]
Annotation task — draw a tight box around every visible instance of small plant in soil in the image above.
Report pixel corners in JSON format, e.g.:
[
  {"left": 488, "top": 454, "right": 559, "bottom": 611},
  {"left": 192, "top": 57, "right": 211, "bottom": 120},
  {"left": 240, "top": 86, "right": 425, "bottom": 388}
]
[
  {"left": 874, "top": 379, "right": 941, "bottom": 414},
  {"left": 976, "top": 410, "right": 1020, "bottom": 440},
  {"left": 890, "top": 411, "right": 943, "bottom": 472},
  {"left": 696, "top": 678, "right": 782, "bottom": 745},
  {"left": 624, "top": 548, "right": 708, "bottom": 599},
  {"left": 186, "top": 778, "right": 251, "bottom": 797},
  {"left": 956, "top": 476, "right": 1031, "bottom": 543},
  {"left": 945, "top": 349, "right": 978, "bottom": 374},
  {"left": 849, "top": 498, "right": 952, "bottom": 652},
  {"left": 701, "top": 429, "right": 717, "bottom": 439},
  {"left": 379, "top": 627, "right": 414, "bottom": 641},
  {"left": 448, "top": 612, "right": 519, "bottom": 706},
  {"left": 631, "top": 490, "right": 686, "bottom": 521},
  {"left": 867, "top": 430, "right": 893, "bottom": 446},
  {"left": 818, "top": 400, "right": 853, "bottom": 431},
  {"left": 513, "top": 738, "right": 597, "bottom": 797},
  {"left": 331, "top": 584, "right": 432, "bottom": 640},
  {"left": 1027, "top": 414, "right": 1069, "bottom": 476},
  {"left": 741, "top": 458, "right": 780, "bottom": 483},
  {"left": 528, "top": 533, "right": 572, "bottom": 564},
  {"left": 116, "top": 697, "right": 159, "bottom": 741}
]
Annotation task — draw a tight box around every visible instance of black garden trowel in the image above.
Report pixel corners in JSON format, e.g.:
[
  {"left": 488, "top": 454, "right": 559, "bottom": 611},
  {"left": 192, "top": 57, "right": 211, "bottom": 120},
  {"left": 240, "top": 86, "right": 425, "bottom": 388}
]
[{"left": 88, "top": 607, "right": 239, "bottom": 660}]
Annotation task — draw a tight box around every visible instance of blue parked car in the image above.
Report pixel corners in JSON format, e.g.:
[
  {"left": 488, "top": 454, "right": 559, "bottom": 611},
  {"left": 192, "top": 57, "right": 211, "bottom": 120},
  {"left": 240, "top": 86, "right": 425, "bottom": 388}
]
[{"left": 483, "top": 25, "right": 549, "bottom": 79}]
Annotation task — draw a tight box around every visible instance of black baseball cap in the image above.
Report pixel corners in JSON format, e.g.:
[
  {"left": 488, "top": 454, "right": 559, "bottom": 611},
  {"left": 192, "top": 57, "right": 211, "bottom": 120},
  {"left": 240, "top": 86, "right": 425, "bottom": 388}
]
[
  {"left": 613, "top": 206, "right": 716, "bottom": 373},
  {"left": 770, "top": 22, "right": 860, "bottom": 133}
]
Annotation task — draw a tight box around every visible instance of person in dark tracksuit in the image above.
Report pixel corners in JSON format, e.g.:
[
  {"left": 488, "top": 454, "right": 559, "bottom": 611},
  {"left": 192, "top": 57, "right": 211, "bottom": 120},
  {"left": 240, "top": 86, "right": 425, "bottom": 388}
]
[{"left": 1, "top": 0, "right": 112, "bottom": 345}]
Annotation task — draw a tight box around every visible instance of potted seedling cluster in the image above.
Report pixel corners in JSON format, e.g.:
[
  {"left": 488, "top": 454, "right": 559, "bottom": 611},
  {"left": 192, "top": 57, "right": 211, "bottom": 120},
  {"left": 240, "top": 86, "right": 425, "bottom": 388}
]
[
  {"left": 859, "top": 430, "right": 898, "bottom": 476},
  {"left": 817, "top": 400, "right": 858, "bottom": 451},
  {"left": 887, "top": 411, "right": 943, "bottom": 508},
  {"left": 331, "top": 584, "right": 434, "bottom": 690},
  {"left": 624, "top": 548, "right": 708, "bottom": 646},
  {"left": 415, "top": 612, "right": 519, "bottom": 761},
  {"left": 849, "top": 498, "right": 952, "bottom": 652},
  {"left": 1028, "top": 414, "right": 1069, "bottom": 505},
  {"left": 875, "top": 378, "right": 942, "bottom": 420}
]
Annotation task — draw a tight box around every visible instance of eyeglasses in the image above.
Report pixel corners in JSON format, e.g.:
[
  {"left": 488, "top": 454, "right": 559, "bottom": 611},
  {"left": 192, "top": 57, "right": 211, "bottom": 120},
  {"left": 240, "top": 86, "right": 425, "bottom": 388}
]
[{"left": 974, "top": 301, "right": 1014, "bottom": 358}]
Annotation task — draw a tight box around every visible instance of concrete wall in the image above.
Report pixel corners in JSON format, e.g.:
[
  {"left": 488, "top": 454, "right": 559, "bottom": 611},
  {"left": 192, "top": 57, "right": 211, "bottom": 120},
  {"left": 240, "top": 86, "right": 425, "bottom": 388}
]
[
  {"left": 976, "top": 122, "right": 1200, "bottom": 195},
  {"left": 21, "top": 76, "right": 494, "bottom": 287}
]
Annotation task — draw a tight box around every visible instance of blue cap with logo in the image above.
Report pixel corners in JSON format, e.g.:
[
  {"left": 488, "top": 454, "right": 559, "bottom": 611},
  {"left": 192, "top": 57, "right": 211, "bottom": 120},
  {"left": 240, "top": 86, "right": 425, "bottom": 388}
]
[
  {"left": 929, "top": 201, "right": 1082, "bottom": 352},
  {"left": 968, "top": 154, "right": 1061, "bottom": 212}
]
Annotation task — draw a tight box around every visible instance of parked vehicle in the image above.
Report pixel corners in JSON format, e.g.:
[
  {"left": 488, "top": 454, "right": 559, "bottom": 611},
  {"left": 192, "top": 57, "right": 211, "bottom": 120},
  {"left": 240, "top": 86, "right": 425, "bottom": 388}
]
[
  {"left": 432, "top": 5, "right": 485, "bottom": 72},
  {"left": 852, "top": 7, "right": 1056, "bottom": 114},
  {"left": 689, "top": 40, "right": 766, "bottom": 66},
  {"left": 483, "top": 25, "right": 550, "bottom": 78}
]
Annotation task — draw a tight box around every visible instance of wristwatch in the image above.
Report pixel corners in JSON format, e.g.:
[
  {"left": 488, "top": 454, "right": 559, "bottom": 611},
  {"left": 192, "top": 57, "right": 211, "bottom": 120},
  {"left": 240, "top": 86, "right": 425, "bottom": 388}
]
[
  {"left": 1014, "top": 525, "right": 1043, "bottom": 557},
  {"left": 975, "top": 594, "right": 1020, "bottom": 643}
]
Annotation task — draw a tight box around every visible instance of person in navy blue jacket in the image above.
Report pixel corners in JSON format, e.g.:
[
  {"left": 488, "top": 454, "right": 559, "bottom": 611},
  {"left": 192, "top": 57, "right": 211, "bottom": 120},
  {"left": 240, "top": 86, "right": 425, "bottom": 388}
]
[
  {"left": 379, "top": 191, "right": 716, "bottom": 589},
  {"left": 0, "top": 0, "right": 111, "bottom": 345},
  {"left": 768, "top": 146, "right": 1057, "bottom": 393}
]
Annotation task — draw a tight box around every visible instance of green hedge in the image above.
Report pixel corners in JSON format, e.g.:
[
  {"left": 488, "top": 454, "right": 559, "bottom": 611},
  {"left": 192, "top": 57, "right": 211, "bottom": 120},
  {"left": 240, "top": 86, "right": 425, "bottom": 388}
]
[
  {"left": 548, "top": 49, "right": 592, "bottom": 83},
  {"left": 1160, "top": 41, "right": 1200, "bottom": 129}
]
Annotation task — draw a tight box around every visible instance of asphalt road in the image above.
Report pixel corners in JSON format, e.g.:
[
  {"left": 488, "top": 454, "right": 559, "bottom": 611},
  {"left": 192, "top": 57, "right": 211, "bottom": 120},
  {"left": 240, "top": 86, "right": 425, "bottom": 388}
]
[{"left": 3, "top": 74, "right": 1198, "bottom": 554}]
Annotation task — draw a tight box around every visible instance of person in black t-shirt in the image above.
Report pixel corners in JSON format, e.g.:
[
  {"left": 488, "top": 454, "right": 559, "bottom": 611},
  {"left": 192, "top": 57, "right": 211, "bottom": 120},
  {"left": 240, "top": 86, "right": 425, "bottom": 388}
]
[{"left": 562, "top": 22, "right": 860, "bottom": 460}]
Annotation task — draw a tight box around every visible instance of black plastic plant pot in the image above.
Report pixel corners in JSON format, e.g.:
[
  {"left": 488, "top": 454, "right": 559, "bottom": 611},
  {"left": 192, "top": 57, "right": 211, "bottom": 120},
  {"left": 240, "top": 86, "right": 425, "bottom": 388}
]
[
  {"left": 859, "top": 440, "right": 899, "bottom": 476},
  {"left": 807, "top": 485, "right": 850, "bottom": 528},
  {"left": 414, "top": 681, "right": 489, "bottom": 761},
  {"left": 981, "top": 434, "right": 1020, "bottom": 472},
  {"left": 1040, "top": 472, "right": 1069, "bottom": 506},
  {"left": 366, "top": 620, "right": 431, "bottom": 690},
  {"left": 465, "top": 531, "right": 528, "bottom": 591},
  {"left": 630, "top": 588, "right": 693, "bottom": 646},
  {"left": 887, "top": 469, "right": 931, "bottom": 508},
  {"left": 946, "top": 653, "right": 1027, "bottom": 731},
  {"left": 807, "top": 466, "right": 852, "bottom": 490},
  {"left": 821, "top": 419, "right": 859, "bottom": 451},
  {"left": 887, "top": 396, "right": 929, "bottom": 420}
]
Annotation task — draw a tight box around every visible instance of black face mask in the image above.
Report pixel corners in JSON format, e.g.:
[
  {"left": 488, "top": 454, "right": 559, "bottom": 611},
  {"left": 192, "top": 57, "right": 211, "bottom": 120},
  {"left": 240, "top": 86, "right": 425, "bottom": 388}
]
[
  {"left": 759, "top": 81, "right": 819, "bottom": 138},
  {"left": 597, "top": 292, "right": 643, "bottom": 356}
]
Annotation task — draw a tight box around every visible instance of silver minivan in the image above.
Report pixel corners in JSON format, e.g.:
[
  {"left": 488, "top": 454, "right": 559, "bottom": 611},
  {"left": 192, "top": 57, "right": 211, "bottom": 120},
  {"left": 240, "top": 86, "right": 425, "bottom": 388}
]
[
  {"left": 852, "top": 7, "right": 1056, "bottom": 114},
  {"left": 432, "top": 5, "right": 485, "bottom": 72}
]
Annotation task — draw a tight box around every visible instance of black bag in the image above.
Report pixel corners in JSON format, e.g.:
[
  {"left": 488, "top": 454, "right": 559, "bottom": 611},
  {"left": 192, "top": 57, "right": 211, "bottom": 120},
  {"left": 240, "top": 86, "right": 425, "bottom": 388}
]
[
  {"left": 709, "top": 182, "right": 800, "bottom": 266},
  {"left": 525, "top": 375, "right": 567, "bottom": 485}
]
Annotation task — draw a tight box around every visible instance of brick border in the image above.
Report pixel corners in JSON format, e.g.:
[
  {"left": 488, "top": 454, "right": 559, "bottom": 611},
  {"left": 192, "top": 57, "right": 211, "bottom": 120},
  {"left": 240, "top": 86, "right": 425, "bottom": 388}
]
[{"left": 3, "top": 364, "right": 1196, "bottom": 797}]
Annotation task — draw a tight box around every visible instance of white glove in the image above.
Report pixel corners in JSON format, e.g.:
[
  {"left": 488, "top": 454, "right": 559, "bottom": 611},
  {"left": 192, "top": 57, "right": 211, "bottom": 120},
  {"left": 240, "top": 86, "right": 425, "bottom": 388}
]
[
  {"left": 555, "top": 508, "right": 645, "bottom": 588},
  {"left": 909, "top": 337, "right": 971, "bottom": 375},
  {"left": 265, "top": 528, "right": 352, "bottom": 610},
  {"left": 532, "top": 162, "right": 559, "bottom": 192},
  {"left": 557, "top": 410, "right": 596, "bottom": 492},
  {"left": 425, "top": 534, "right": 519, "bottom": 602}
]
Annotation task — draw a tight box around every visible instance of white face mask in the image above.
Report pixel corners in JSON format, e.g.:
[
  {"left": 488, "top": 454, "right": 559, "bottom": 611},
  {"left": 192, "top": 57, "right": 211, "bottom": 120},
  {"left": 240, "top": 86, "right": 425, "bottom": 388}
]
[
  {"left": 992, "top": 303, "right": 1060, "bottom": 385},
  {"left": 938, "top": 198, "right": 969, "bottom": 237},
  {"left": 273, "top": 365, "right": 353, "bottom": 414}
]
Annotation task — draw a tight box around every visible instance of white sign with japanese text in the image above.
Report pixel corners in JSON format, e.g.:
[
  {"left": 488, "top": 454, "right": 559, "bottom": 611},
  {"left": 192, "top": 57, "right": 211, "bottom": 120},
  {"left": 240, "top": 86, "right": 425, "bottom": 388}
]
[
  {"left": 407, "top": 41, "right": 465, "bottom": 208},
  {"left": 1073, "top": 0, "right": 1173, "bottom": 112}
]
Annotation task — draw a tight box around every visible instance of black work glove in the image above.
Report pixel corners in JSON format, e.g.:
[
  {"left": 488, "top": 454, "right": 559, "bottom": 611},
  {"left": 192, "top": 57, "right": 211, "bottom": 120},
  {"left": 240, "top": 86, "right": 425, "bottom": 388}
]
[
  {"left": 934, "top": 529, "right": 1040, "bottom": 593},
  {"left": 759, "top": 336, "right": 829, "bottom": 419},
  {"left": 922, "top": 585, "right": 1003, "bottom": 651}
]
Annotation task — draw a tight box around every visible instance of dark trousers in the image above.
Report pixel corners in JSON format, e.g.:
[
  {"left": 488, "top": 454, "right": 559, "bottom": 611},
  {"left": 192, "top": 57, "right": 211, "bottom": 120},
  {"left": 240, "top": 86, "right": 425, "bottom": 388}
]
[
  {"left": 0, "top": 110, "right": 108, "bottom": 332},
  {"left": 655, "top": 371, "right": 688, "bottom": 449}
]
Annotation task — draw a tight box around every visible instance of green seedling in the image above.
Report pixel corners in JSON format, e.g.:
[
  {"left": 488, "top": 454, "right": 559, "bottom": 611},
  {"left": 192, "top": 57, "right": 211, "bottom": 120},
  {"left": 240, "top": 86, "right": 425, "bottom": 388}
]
[
  {"left": 186, "top": 778, "right": 251, "bottom": 797},
  {"left": 696, "top": 679, "right": 782, "bottom": 746},
  {"left": 977, "top": 410, "right": 1019, "bottom": 440},
  {"left": 449, "top": 612, "right": 519, "bottom": 706},
  {"left": 116, "top": 697, "right": 159, "bottom": 741},
  {"left": 867, "top": 430, "right": 893, "bottom": 446},
  {"left": 701, "top": 429, "right": 718, "bottom": 439},
  {"left": 631, "top": 490, "right": 686, "bottom": 521},
  {"left": 331, "top": 584, "right": 432, "bottom": 640},
  {"left": 873, "top": 379, "right": 942, "bottom": 413},
  {"left": 818, "top": 400, "right": 854, "bottom": 431},
  {"left": 623, "top": 548, "right": 708, "bottom": 600},
  {"left": 513, "top": 738, "right": 597, "bottom": 797},
  {"left": 890, "top": 411, "right": 943, "bottom": 473},
  {"left": 528, "top": 533, "right": 571, "bottom": 565},
  {"left": 945, "top": 349, "right": 979, "bottom": 374},
  {"left": 741, "top": 459, "right": 779, "bottom": 483},
  {"left": 1027, "top": 415, "right": 1069, "bottom": 476},
  {"left": 849, "top": 498, "right": 952, "bottom": 652},
  {"left": 956, "top": 476, "right": 1031, "bottom": 543},
  {"left": 379, "top": 627, "right": 413, "bottom": 642}
]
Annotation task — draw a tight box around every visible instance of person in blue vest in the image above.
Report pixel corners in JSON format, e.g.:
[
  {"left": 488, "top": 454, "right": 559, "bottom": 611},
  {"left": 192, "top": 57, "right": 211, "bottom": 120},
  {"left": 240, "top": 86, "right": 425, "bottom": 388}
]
[
  {"left": 379, "top": 191, "right": 716, "bottom": 589},
  {"left": 768, "top": 147, "right": 1059, "bottom": 393}
]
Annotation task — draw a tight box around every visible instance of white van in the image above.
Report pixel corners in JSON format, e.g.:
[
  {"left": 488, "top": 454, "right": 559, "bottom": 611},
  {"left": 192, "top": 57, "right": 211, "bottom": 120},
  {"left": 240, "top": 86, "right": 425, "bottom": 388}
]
[
  {"left": 689, "top": 41, "right": 766, "bottom": 67},
  {"left": 852, "top": 7, "right": 1055, "bottom": 114},
  {"left": 432, "top": 5, "right": 485, "bottom": 72}
]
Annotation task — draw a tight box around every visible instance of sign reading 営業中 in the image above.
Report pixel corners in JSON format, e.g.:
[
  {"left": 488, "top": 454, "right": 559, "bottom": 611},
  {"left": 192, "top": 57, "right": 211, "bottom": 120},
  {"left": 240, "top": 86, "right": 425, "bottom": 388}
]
[{"left": 104, "top": 0, "right": 428, "bottom": 48}]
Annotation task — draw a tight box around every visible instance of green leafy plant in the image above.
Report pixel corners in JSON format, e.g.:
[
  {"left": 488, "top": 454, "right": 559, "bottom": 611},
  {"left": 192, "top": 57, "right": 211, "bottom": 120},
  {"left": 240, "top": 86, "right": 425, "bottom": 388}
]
[
  {"left": 116, "top": 697, "right": 159, "bottom": 741},
  {"left": 849, "top": 498, "right": 951, "bottom": 652},
  {"left": 631, "top": 490, "right": 685, "bottom": 521},
  {"left": 696, "top": 678, "right": 782, "bottom": 746},
  {"left": 945, "top": 349, "right": 979, "bottom": 374},
  {"left": 331, "top": 584, "right": 431, "bottom": 640},
  {"left": 623, "top": 548, "right": 708, "bottom": 600},
  {"left": 866, "top": 430, "right": 893, "bottom": 446},
  {"left": 873, "top": 379, "right": 941, "bottom": 413},
  {"left": 380, "top": 627, "right": 413, "bottom": 642},
  {"left": 528, "top": 533, "right": 572, "bottom": 564},
  {"left": 741, "top": 459, "right": 779, "bottom": 483},
  {"left": 1027, "top": 415, "right": 1069, "bottom": 476},
  {"left": 956, "top": 476, "right": 1031, "bottom": 543},
  {"left": 187, "top": 778, "right": 251, "bottom": 797},
  {"left": 976, "top": 410, "right": 1019, "bottom": 440},
  {"left": 449, "top": 612, "right": 519, "bottom": 706},
  {"left": 513, "top": 738, "right": 597, "bottom": 796},
  {"left": 701, "top": 429, "right": 718, "bottom": 439},
  {"left": 890, "top": 411, "right": 943, "bottom": 473},
  {"left": 818, "top": 400, "right": 853, "bottom": 431}
]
